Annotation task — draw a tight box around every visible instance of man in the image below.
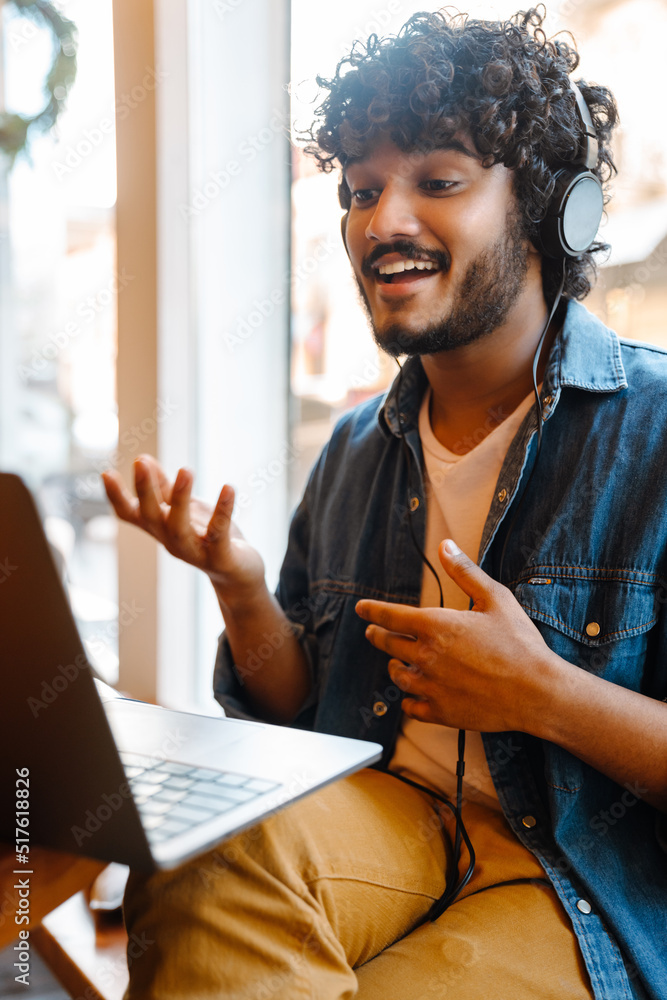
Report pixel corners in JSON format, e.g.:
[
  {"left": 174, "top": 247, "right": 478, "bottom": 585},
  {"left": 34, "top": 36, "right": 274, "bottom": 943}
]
[{"left": 104, "top": 8, "right": 667, "bottom": 999}]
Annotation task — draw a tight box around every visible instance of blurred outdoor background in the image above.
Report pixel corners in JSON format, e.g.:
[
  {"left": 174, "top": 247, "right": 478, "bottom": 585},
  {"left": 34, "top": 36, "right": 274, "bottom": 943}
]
[{"left": 1, "top": 0, "right": 665, "bottom": 710}]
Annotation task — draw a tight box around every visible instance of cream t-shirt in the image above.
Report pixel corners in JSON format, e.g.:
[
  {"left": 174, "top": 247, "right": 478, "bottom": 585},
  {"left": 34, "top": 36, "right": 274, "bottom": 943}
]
[{"left": 389, "top": 386, "right": 536, "bottom": 810}]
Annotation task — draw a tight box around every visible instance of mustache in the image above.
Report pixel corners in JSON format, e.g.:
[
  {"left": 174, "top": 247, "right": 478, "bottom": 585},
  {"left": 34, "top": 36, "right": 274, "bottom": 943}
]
[{"left": 362, "top": 240, "right": 450, "bottom": 277}]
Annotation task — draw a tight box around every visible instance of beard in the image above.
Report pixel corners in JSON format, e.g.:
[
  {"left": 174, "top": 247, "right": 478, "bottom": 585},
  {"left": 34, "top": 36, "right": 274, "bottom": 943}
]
[{"left": 356, "top": 211, "right": 530, "bottom": 358}]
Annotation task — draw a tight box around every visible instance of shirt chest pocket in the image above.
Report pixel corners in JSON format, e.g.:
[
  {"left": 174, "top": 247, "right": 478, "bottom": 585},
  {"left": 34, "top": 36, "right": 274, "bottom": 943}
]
[
  {"left": 513, "top": 571, "right": 659, "bottom": 793},
  {"left": 514, "top": 571, "right": 659, "bottom": 685},
  {"left": 309, "top": 591, "right": 346, "bottom": 674}
]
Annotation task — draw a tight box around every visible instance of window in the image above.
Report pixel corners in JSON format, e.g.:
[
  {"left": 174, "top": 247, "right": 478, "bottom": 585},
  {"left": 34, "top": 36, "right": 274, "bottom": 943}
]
[{"left": 1, "top": 0, "right": 119, "bottom": 683}]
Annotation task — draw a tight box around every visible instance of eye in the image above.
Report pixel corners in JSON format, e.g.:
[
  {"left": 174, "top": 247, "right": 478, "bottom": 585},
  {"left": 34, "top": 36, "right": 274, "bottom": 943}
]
[
  {"left": 350, "top": 188, "right": 379, "bottom": 205},
  {"left": 420, "top": 179, "right": 458, "bottom": 193}
]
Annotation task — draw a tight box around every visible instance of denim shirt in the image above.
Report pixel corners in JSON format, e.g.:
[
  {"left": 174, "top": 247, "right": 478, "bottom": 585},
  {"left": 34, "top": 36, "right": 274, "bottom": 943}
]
[{"left": 215, "top": 300, "right": 667, "bottom": 1000}]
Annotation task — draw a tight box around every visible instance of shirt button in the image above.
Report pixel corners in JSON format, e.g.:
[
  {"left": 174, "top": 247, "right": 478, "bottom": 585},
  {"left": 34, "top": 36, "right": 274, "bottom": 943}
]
[
  {"left": 497, "top": 488, "right": 507, "bottom": 503},
  {"left": 585, "top": 622, "right": 601, "bottom": 637},
  {"left": 409, "top": 497, "right": 419, "bottom": 512},
  {"left": 373, "top": 701, "right": 388, "bottom": 716},
  {"left": 543, "top": 394, "right": 553, "bottom": 406},
  {"left": 576, "top": 899, "right": 592, "bottom": 915},
  {"left": 521, "top": 815, "right": 537, "bottom": 829}
]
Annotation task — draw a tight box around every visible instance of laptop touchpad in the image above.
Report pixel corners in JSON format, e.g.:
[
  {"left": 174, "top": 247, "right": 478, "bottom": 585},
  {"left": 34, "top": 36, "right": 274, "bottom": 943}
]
[{"left": 104, "top": 699, "right": 262, "bottom": 766}]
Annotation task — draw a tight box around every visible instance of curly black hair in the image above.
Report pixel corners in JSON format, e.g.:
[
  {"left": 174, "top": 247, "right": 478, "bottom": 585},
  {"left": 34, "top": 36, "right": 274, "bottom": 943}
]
[{"left": 305, "top": 6, "right": 619, "bottom": 305}]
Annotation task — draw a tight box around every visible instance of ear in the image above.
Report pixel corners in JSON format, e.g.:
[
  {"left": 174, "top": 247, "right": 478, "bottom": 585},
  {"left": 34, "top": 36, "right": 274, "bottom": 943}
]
[
  {"left": 340, "top": 212, "right": 350, "bottom": 257},
  {"left": 338, "top": 176, "right": 351, "bottom": 211},
  {"left": 338, "top": 177, "right": 351, "bottom": 258}
]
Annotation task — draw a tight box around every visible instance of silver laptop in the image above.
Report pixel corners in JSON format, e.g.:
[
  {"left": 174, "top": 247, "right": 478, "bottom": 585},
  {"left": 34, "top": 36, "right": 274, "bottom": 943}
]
[{"left": 0, "top": 472, "right": 381, "bottom": 871}]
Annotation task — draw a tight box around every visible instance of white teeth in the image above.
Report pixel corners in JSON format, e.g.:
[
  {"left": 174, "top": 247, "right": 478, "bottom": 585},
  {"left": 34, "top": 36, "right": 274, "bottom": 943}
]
[{"left": 377, "top": 259, "right": 437, "bottom": 275}]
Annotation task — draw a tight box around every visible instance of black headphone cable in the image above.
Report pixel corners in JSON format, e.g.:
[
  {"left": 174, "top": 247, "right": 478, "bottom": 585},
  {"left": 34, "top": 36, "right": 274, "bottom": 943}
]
[
  {"left": 497, "top": 260, "right": 567, "bottom": 581},
  {"left": 385, "top": 361, "right": 474, "bottom": 920},
  {"left": 382, "top": 263, "right": 566, "bottom": 920}
]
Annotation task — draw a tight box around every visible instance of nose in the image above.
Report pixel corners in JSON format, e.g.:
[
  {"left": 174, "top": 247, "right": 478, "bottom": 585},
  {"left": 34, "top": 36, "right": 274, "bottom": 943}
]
[{"left": 364, "top": 185, "right": 421, "bottom": 242}]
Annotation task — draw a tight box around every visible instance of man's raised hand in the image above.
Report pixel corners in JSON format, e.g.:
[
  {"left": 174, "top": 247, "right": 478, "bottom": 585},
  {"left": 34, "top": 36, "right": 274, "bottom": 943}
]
[{"left": 102, "top": 455, "right": 265, "bottom": 605}]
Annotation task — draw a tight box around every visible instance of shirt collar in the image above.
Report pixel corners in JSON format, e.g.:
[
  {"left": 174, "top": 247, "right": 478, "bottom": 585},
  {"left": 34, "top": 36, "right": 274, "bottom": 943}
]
[
  {"left": 377, "top": 355, "right": 429, "bottom": 438},
  {"left": 547, "top": 299, "right": 628, "bottom": 394},
  {"left": 378, "top": 300, "right": 628, "bottom": 438}
]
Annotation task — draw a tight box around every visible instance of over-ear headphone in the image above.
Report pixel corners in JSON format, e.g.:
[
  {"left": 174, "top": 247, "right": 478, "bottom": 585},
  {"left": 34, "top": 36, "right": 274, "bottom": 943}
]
[
  {"left": 339, "top": 183, "right": 351, "bottom": 255},
  {"left": 337, "top": 80, "right": 602, "bottom": 262},
  {"left": 536, "top": 80, "right": 603, "bottom": 259}
]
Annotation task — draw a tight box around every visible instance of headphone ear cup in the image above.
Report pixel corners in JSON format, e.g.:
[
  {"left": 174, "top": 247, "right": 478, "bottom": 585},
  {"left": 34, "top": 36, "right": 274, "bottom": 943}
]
[
  {"left": 537, "top": 168, "right": 604, "bottom": 259},
  {"left": 340, "top": 211, "right": 350, "bottom": 258}
]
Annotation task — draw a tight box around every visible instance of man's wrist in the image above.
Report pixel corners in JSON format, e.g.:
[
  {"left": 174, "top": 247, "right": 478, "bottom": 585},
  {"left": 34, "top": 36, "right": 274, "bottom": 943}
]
[
  {"left": 519, "top": 647, "right": 578, "bottom": 743},
  {"left": 213, "top": 579, "right": 272, "bottom": 622}
]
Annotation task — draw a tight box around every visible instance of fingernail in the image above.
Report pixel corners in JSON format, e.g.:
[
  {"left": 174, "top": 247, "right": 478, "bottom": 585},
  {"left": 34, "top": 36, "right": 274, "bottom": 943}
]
[
  {"left": 175, "top": 468, "right": 188, "bottom": 490},
  {"left": 134, "top": 461, "right": 146, "bottom": 482},
  {"left": 444, "top": 539, "right": 461, "bottom": 555}
]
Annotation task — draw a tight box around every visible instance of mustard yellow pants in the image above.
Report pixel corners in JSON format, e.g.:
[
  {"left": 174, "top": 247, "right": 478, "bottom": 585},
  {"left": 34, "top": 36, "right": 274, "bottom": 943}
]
[{"left": 123, "top": 768, "right": 593, "bottom": 999}]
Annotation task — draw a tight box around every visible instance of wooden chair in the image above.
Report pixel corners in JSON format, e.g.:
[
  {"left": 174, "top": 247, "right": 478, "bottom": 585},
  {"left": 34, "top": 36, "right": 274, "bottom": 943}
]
[{"left": 0, "top": 844, "right": 128, "bottom": 1000}]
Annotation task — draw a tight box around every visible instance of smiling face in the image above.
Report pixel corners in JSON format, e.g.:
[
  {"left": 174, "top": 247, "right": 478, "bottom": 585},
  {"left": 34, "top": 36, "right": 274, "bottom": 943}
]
[{"left": 343, "top": 135, "right": 540, "bottom": 357}]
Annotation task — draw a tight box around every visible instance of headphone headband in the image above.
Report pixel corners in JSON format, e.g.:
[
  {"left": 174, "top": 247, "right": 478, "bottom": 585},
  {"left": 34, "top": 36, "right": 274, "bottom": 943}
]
[{"left": 570, "top": 80, "right": 598, "bottom": 171}]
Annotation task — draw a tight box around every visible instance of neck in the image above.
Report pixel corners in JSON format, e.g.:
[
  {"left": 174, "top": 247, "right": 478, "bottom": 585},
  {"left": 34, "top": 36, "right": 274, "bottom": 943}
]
[{"left": 420, "top": 287, "right": 558, "bottom": 454}]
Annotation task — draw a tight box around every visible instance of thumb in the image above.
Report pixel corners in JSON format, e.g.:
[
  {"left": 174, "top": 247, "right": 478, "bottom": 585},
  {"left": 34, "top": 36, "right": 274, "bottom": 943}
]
[{"left": 438, "top": 538, "right": 495, "bottom": 606}]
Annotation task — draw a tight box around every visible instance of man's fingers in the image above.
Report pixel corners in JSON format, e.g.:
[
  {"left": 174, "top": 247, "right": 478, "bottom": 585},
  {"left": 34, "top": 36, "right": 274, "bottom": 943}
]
[
  {"left": 137, "top": 454, "right": 172, "bottom": 504},
  {"left": 102, "top": 470, "right": 142, "bottom": 525},
  {"left": 364, "top": 623, "right": 418, "bottom": 663},
  {"left": 387, "top": 657, "right": 423, "bottom": 693},
  {"left": 155, "top": 463, "right": 174, "bottom": 505},
  {"left": 206, "top": 483, "right": 235, "bottom": 545},
  {"left": 134, "top": 458, "right": 168, "bottom": 529},
  {"left": 401, "top": 696, "right": 433, "bottom": 722},
  {"left": 356, "top": 599, "right": 422, "bottom": 634},
  {"left": 387, "top": 660, "right": 431, "bottom": 718},
  {"left": 438, "top": 538, "right": 495, "bottom": 605},
  {"left": 165, "top": 467, "right": 194, "bottom": 541}
]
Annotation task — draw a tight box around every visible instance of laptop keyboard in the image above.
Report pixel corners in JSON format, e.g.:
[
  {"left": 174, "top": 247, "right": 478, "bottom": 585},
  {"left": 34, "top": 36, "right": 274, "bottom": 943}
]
[{"left": 118, "top": 751, "right": 281, "bottom": 844}]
